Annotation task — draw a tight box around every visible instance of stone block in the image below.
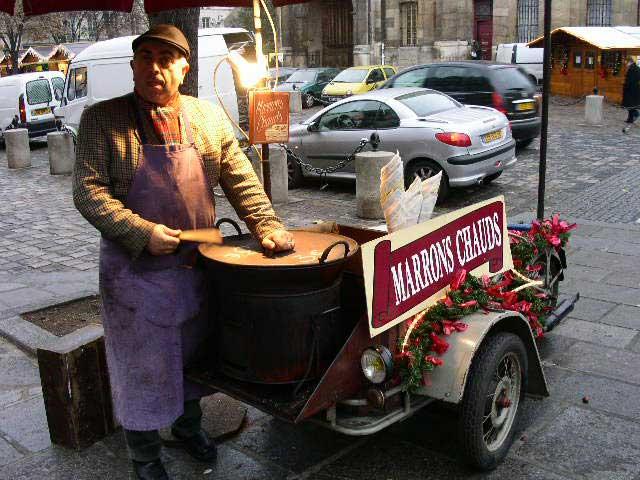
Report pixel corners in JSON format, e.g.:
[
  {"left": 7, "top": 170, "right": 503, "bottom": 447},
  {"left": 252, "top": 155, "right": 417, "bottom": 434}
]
[
  {"left": 516, "top": 406, "right": 640, "bottom": 478},
  {"left": 268, "top": 144, "right": 288, "bottom": 205},
  {"left": 47, "top": 132, "right": 74, "bottom": 175},
  {"left": 0, "top": 396, "right": 51, "bottom": 452},
  {"left": 553, "top": 317, "right": 637, "bottom": 348},
  {"left": 289, "top": 91, "right": 302, "bottom": 114},
  {"left": 585, "top": 95, "right": 604, "bottom": 125},
  {"left": 37, "top": 325, "right": 115, "bottom": 450},
  {"left": 355, "top": 150, "right": 395, "bottom": 220},
  {"left": 5, "top": 129, "right": 31, "bottom": 169}
]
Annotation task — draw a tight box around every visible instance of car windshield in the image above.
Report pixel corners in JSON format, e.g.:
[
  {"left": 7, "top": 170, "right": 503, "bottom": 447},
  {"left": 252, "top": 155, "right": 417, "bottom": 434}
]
[
  {"left": 491, "top": 67, "right": 533, "bottom": 90},
  {"left": 396, "top": 91, "right": 460, "bottom": 117},
  {"left": 332, "top": 69, "right": 368, "bottom": 83},
  {"left": 286, "top": 70, "right": 316, "bottom": 82}
]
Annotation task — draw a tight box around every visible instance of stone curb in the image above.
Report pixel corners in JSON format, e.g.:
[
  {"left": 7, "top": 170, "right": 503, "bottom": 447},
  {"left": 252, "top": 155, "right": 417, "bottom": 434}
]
[{"left": 0, "top": 289, "right": 100, "bottom": 356}]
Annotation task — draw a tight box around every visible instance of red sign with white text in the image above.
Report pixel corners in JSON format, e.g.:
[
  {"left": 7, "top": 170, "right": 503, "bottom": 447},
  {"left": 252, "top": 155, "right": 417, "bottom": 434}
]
[{"left": 361, "top": 197, "right": 513, "bottom": 337}]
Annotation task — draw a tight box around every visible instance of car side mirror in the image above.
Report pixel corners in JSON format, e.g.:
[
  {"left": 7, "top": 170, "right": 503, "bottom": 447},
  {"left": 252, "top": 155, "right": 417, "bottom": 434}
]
[{"left": 307, "top": 120, "right": 319, "bottom": 132}]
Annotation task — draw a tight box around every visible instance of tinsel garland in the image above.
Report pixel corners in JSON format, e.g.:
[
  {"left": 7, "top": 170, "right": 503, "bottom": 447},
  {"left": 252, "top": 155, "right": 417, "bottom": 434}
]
[{"left": 397, "top": 215, "right": 576, "bottom": 392}]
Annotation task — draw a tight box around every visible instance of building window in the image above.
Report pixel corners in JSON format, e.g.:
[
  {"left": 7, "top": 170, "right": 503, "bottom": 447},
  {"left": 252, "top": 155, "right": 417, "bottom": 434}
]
[
  {"left": 201, "top": 17, "right": 211, "bottom": 28},
  {"left": 517, "top": 0, "right": 539, "bottom": 43},
  {"left": 400, "top": 2, "right": 418, "bottom": 47},
  {"left": 586, "top": 0, "right": 612, "bottom": 26}
]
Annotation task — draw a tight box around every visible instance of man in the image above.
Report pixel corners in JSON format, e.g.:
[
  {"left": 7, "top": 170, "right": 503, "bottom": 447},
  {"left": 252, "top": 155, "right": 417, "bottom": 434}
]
[
  {"left": 73, "top": 24, "right": 294, "bottom": 480},
  {"left": 622, "top": 56, "right": 640, "bottom": 133}
]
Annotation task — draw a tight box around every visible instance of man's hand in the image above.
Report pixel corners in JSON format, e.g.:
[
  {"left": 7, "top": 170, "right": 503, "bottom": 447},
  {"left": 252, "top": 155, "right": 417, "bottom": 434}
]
[
  {"left": 262, "top": 229, "right": 295, "bottom": 252},
  {"left": 147, "top": 224, "right": 181, "bottom": 256}
]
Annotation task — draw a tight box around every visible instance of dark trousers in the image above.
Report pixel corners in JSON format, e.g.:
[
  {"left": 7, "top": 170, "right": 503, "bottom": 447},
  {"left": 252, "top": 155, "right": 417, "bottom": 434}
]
[
  {"left": 124, "top": 399, "right": 203, "bottom": 462},
  {"left": 626, "top": 108, "right": 639, "bottom": 123}
]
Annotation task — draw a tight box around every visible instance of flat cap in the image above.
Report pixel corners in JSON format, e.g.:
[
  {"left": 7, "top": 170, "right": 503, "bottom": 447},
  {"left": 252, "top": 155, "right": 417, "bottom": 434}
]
[{"left": 132, "top": 24, "right": 190, "bottom": 58}]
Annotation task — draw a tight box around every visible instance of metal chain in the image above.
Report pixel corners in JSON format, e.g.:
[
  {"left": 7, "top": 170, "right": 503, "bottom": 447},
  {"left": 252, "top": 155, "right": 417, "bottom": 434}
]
[{"left": 280, "top": 137, "right": 369, "bottom": 189}]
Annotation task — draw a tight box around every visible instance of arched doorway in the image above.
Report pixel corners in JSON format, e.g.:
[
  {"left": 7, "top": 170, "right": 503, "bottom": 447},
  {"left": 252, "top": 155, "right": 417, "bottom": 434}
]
[
  {"left": 322, "top": 0, "right": 354, "bottom": 68},
  {"left": 474, "top": 0, "right": 493, "bottom": 60}
]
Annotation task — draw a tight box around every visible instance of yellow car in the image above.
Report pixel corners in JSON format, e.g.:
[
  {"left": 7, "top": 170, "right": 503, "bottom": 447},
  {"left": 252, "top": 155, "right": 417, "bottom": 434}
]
[{"left": 321, "top": 65, "right": 397, "bottom": 103}]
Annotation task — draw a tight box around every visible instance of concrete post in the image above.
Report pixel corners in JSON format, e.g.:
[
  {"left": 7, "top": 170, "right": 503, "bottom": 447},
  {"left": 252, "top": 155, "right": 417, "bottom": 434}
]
[
  {"left": 268, "top": 144, "right": 288, "bottom": 205},
  {"left": 47, "top": 131, "right": 75, "bottom": 175},
  {"left": 289, "top": 91, "right": 302, "bottom": 113},
  {"left": 585, "top": 95, "right": 604, "bottom": 125},
  {"left": 246, "top": 146, "right": 263, "bottom": 183},
  {"left": 5, "top": 129, "right": 30, "bottom": 169},
  {"left": 355, "top": 150, "right": 395, "bottom": 219}
]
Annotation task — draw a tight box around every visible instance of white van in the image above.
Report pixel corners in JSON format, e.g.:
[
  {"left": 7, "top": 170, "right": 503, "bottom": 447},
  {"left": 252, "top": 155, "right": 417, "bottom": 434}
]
[
  {"left": 496, "top": 43, "right": 543, "bottom": 85},
  {"left": 0, "top": 71, "right": 66, "bottom": 140},
  {"left": 56, "top": 28, "right": 252, "bottom": 131}
]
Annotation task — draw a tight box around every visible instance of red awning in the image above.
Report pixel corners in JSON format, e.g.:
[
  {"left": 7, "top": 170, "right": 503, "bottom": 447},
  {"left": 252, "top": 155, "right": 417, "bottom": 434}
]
[{"left": 0, "top": 0, "right": 312, "bottom": 16}]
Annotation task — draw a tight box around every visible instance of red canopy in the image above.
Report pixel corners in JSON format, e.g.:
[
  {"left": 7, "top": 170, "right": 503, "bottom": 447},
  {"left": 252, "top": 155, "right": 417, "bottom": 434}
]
[{"left": 0, "top": 0, "right": 311, "bottom": 16}]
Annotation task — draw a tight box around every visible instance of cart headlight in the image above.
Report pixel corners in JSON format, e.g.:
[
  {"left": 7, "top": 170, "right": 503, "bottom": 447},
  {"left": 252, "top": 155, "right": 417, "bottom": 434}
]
[{"left": 360, "top": 346, "right": 393, "bottom": 384}]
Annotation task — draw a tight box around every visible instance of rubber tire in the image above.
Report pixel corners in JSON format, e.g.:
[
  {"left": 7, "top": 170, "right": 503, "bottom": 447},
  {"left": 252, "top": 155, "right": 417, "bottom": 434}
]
[
  {"left": 404, "top": 160, "right": 449, "bottom": 202},
  {"left": 303, "top": 94, "right": 315, "bottom": 108},
  {"left": 287, "top": 153, "right": 304, "bottom": 189},
  {"left": 516, "top": 138, "right": 535, "bottom": 149},
  {"left": 483, "top": 171, "right": 502, "bottom": 185},
  {"left": 458, "top": 332, "right": 528, "bottom": 471}
]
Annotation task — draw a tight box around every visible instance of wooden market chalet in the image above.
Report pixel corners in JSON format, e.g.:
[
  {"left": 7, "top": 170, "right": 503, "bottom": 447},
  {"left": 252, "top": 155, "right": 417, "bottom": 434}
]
[
  {"left": 529, "top": 26, "right": 640, "bottom": 105},
  {"left": 0, "top": 42, "right": 90, "bottom": 77}
]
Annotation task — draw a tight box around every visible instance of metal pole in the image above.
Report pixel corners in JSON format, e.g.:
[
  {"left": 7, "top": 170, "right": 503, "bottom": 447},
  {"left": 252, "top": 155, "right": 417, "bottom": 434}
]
[
  {"left": 537, "top": 0, "right": 552, "bottom": 220},
  {"left": 253, "top": 0, "right": 272, "bottom": 200}
]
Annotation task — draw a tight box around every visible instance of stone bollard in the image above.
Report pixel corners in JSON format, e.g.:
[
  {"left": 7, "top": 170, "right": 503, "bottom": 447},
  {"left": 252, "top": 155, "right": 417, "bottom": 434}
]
[
  {"left": 245, "top": 145, "right": 262, "bottom": 181},
  {"left": 268, "top": 144, "right": 288, "bottom": 205},
  {"left": 289, "top": 91, "right": 302, "bottom": 114},
  {"left": 47, "top": 131, "right": 75, "bottom": 175},
  {"left": 355, "top": 150, "right": 395, "bottom": 219},
  {"left": 5, "top": 129, "right": 31, "bottom": 169},
  {"left": 585, "top": 95, "right": 604, "bottom": 125}
]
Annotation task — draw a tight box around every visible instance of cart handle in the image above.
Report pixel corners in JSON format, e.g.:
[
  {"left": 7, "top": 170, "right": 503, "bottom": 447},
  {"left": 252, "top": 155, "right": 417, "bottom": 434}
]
[
  {"left": 215, "top": 218, "right": 242, "bottom": 235},
  {"left": 319, "top": 241, "right": 350, "bottom": 264}
]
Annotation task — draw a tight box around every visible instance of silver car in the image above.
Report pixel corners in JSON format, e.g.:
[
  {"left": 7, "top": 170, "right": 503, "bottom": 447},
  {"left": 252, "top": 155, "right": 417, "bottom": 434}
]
[{"left": 286, "top": 87, "right": 516, "bottom": 199}]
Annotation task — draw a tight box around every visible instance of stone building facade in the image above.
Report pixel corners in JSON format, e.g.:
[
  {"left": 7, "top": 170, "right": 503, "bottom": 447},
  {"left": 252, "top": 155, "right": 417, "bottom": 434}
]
[{"left": 278, "top": 0, "right": 640, "bottom": 69}]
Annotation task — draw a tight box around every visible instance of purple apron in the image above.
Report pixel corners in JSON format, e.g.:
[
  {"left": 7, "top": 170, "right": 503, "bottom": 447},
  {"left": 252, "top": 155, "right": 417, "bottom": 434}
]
[{"left": 100, "top": 102, "right": 216, "bottom": 431}]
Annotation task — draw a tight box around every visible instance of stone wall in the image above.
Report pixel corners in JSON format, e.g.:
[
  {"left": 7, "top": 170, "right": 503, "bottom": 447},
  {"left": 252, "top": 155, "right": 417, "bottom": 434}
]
[{"left": 278, "top": 0, "right": 640, "bottom": 68}]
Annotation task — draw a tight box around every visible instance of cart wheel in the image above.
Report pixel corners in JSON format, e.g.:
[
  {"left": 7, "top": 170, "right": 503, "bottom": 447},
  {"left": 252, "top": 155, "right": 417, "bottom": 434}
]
[{"left": 458, "top": 332, "right": 528, "bottom": 471}]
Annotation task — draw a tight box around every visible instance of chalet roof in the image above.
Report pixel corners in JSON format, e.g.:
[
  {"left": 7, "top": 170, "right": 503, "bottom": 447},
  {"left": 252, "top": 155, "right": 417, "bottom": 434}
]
[{"left": 528, "top": 26, "right": 640, "bottom": 50}]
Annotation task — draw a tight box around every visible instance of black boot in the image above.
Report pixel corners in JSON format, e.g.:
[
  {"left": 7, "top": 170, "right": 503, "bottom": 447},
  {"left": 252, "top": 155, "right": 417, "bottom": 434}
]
[
  {"left": 169, "top": 428, "right": 217, "bottom": 462},
  {"left": 132, "top": 459, "right": 170, "bottom": 480}
]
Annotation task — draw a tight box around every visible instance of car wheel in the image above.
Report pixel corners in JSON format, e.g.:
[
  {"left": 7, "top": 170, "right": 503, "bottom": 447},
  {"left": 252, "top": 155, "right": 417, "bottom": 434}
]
[
  {"left": 458, "top": 332, "right": 528, "bottom": 471},
  {"left": 516, "top": 138, "right": 535, "bottom": 149},
  {"left": 404, "top": 160, "right": 449, "bottom": 202},
  {"left": 287, "top": 153, "right": 304, "bottom": 189},
  {"left": 303, "top": 94, "right": 315, "bottom": 108},
  {"left": 483, "top": 171, "right": 502, "bottom": 185}
]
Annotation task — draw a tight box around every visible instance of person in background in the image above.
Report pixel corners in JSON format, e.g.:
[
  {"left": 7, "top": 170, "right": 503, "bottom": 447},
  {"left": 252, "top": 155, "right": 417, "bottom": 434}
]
[
  {"left": 622, "top": 56, "right": 640, "bottom": 133},
  {"left": 73, "top": 24, "right": 294, "bottom": 480}
]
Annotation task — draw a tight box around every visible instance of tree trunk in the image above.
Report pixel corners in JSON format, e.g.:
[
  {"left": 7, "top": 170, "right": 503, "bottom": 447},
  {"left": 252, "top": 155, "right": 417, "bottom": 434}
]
[{"left": 147, "top": 9, "right": 199, "bottom": 98}]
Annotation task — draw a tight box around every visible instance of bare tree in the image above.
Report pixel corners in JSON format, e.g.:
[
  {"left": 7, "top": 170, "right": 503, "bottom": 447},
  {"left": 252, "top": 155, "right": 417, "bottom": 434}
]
[
  {"left": 0, "top": 0, "right": 31, "bottom": 74},
  {"left": 45, "top": 12, "right": 88, "bottom": 44},
  {"left": 129, "top": 0, "right": 149, "bottom": 35},
  {"left": 147, "top": 9, "right": 200, "bottom": 97}
]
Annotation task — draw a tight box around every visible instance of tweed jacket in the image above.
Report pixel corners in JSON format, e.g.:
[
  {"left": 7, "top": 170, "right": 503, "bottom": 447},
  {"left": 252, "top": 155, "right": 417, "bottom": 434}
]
[{"left": 73, "top": 92, "right": 284, "bottom": 258}]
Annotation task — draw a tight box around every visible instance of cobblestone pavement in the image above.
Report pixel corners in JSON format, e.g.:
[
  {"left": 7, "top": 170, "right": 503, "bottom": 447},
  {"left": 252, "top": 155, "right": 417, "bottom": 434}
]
[{"left": 1, "top": 99, "right": 640, "bottom": 479}]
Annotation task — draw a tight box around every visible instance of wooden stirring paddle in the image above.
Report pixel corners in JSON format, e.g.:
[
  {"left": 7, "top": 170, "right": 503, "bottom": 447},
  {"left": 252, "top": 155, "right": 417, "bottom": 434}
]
[{"left": 179, "top": 228, "right": 223, "bottom": 244}]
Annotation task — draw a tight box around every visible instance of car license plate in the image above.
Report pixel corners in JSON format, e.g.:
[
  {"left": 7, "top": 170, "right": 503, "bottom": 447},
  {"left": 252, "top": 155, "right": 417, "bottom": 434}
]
[
  {"left": 32, "top": 107, "right": 51, "bottom": 116},
  {"left": 515, "top": 101, "right": 535, "bottom": 112},
  {"left": 482, "top": 130, "right": 503, "bottom": 143}
]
